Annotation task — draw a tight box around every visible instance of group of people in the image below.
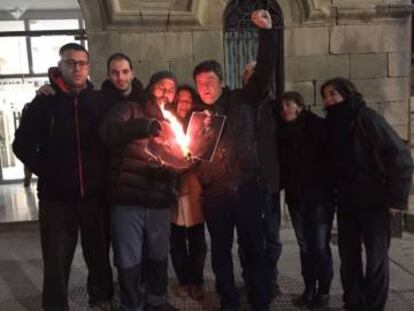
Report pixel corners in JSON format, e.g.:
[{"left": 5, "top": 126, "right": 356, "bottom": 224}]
[{"left": 12, "top": 7, "right": 413, "bottom": 311}]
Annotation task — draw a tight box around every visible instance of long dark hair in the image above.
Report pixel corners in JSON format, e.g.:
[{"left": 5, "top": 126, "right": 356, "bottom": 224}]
[{"left": 320, "top": 77, "right": 363, "bottom": 101}]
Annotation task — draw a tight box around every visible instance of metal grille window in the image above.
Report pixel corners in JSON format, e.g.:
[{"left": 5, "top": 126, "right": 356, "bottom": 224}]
[{"left": 223, "top": 0, "right": 283, "bottom": 92}]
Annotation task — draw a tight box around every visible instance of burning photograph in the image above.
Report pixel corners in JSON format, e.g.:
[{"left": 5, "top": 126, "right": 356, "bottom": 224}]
[
  {"left": 186, "top": 111, "right": 226, "bottom": 162},
  {"left": 146, "top": 111, "right": 226, "bottom": 168}
]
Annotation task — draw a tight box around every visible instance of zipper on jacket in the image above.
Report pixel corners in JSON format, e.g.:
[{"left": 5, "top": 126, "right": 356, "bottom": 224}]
[{"left": 74, "top": 97, "right": 85, "bottom": 198}]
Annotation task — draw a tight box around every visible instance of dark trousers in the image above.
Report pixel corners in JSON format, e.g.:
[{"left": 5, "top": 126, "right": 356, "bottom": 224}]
[
  {"left": 264, "top": 191, "right": 282, "bottom": 282},
  {"left": 238, "top": 191, "right": 282, "bottom": 284},
  {"left": 39, "top": 199, "right": 113, "bottom": 311},
  {"left": 111, "top": 206, "right": 170, "bottom": 311},
  {"left": 288, "top": 204, "right": 333, "bottom": 293},
  {"left": 203, "top": 179, "right": 271, "bottom": 310},
  {"left": 170, "top": 223, "right": 207, "bottom": 286},
  {"left": 337, "top": 206, "right": 391, "bottom": 311}
]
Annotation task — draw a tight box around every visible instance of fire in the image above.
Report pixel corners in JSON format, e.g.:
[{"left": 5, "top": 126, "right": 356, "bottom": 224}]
[{"left": 159, "top": 103, "right": 190, "bottom": 158}]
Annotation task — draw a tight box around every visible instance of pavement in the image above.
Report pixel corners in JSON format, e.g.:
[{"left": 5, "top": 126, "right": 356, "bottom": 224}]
[{"left": 1, "top": 222, "right": 414, "bottom": 310}]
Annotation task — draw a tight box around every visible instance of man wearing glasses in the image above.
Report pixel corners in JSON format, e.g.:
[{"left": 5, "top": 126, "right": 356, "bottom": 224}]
[{"left": 13, "top": 43, "right": 114, "bottom": 311}]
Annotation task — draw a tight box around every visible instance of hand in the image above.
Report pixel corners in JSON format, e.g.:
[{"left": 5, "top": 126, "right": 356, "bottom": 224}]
[
  {"left": 148, "top": 120, "right": 162, "bottom": 137},
  {"left": 158, "top": 120, "right": 175, "bottom": 141},
  {"left": 251, "top": 9, "right": 272, "bottom": 29},
  {"left": 203, "top": 109, "right": 212, "bottom": 117},
  {"left": 36, "top": 84, "right": 55, "bottom": 96},
  {"left": 389, "top": 208, "right": 401, "bottom": 216}
]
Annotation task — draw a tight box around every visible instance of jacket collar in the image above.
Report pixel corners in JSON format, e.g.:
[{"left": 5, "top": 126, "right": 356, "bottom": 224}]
[
  {"left": 101, "top": 77, "right": 143, "bottom": 102},
  {"left": 207, "top": 87, "right": 230, "bottom": 115}
]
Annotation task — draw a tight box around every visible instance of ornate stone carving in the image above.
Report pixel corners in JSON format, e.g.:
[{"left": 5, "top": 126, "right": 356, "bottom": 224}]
[{"left": 103, "top": 0, "right": 200, "bottom": 29}]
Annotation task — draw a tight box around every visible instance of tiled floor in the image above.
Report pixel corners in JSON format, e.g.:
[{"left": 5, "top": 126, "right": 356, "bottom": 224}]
[
  {"left": 0, "top": 183, "right": 38, "bottom": 223},
  {"left": 0, "top": 184, "right": 414, "bottom": 310},
  {"left": 0, "top": 224, "right": 414, "bottom": 310}
]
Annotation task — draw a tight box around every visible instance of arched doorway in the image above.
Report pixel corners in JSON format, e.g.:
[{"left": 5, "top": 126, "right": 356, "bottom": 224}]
[{"left": 223, "top": 0, "right": 283, "bottom": 94}]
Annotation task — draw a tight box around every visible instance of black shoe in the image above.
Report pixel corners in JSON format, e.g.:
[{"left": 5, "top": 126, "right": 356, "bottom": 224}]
[
  {"left": 311, "top": 293, "right": 329, "bottom": 309},
  {"left": 292, "top": 287, "right": 316, "bottom": 307},
  {"left": 146, "top": 303, "right": 178, "bottom": 311}
]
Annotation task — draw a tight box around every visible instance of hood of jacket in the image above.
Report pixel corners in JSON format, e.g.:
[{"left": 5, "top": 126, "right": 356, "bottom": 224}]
[{"left": 48, "top": 67, "right": 93, "bottom": 95}]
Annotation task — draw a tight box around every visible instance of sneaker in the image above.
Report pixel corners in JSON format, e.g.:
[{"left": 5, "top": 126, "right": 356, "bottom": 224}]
[
  {"left": 89, "top": 301, "right": 113, "bottom": 311},
  {"left": 174, "top": 284, "right": 189, "bottom": 298},
  {"left": 189, "top": 284, "right": 204, "bottom": 300}
]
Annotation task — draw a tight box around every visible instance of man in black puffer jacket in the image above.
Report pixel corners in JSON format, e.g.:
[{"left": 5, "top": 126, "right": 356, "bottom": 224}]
[
  {"left": 192, "top": 10, "right": 276, "bottom": 311},
  {"left": 100, "top": 71, "right": 180, "bottom": 311},
  {"left": 13, "top": 43, "right": 114, "bottom": 311}
]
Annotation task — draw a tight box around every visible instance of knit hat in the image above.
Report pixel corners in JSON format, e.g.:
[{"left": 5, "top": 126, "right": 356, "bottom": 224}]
[{"left": 148, "top": 70, "right": 177, "bottom": 89}]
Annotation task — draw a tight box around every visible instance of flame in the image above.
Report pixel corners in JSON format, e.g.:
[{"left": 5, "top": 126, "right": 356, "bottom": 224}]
[{"left": 159, "top": 102, "right": 190, "bottom": 157}]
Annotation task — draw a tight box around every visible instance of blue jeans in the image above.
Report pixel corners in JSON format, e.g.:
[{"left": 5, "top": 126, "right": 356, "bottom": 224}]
[
  {"left": 238, "top": 191, "right": 282, "bottom": 284},
  {"left": 203, "top": 178, "right": 271, "bottom": 310},
  {"left": 288, "top": 203, "right": 334, "bottom": 293},
  {"left": 111, "top": 205, "right": 170, "bottom": 311}
]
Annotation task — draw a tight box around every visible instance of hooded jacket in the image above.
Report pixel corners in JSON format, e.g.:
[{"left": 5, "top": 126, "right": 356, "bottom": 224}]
[{"left": 13, "top": 68, "right": 112, "bottom": 201}]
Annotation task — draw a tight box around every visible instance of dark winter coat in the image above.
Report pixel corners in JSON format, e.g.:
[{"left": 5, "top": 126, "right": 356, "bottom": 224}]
[
  {"left": 99, "top": 99, "right": 178, "bottom": 208},
  {"left": 326, "top": 97, "right": 413, "bottom": 210},
  {"left": 253, "top": 94, "right": 279, "bottom": 194},
  {"left": 101, "top": 77, "right": 144, "bottom": 104},
  {"left": 196, "top": 29, "right": 278, "bottom": 197},
  {"left": 278, "top": 110, "right": 332, "bottom": 209},
  {"left": 13, "top": 68, "right": 111, "bottom": 201}
]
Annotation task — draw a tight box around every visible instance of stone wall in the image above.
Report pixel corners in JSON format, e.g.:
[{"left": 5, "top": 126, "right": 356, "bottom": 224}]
[{"left": 79, "top": 0, "right": 412, "bottom": 138}]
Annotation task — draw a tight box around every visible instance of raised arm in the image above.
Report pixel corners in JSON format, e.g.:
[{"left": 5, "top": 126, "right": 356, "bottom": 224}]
[{"left": 244, "top": 9, "right": 278, "bottom": 103}]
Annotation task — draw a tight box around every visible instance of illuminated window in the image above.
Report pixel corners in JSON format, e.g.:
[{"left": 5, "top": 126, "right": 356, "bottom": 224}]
[
  {"left": 0, "top": 21, "right": 25, "bottom": 31},
  {"left": 29, "top": 19, "right": 79, "bottom": 31},
  {"left": 0, "top": 37, "right": 29, "bottom": 75},
  {"left": 31, "top": 35, "right": 82, "bottom": 74}
]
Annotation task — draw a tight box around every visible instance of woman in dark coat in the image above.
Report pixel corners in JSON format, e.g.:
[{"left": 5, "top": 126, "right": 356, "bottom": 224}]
[
  {"left": 321, "top": 77, "right": 413, "bottom": 311},
  {"left": 277, "top": 91, "right": 334, "bottom": 309}
]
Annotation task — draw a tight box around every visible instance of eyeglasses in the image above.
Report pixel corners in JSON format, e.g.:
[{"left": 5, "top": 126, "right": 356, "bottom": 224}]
[{"left": 63, "top": 59, "right": 89, "bottom": 69}]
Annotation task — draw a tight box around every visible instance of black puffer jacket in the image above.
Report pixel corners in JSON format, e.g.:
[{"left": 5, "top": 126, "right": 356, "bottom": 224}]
[
  {"left": 195, "top": 29, "right": 278, "bottom": 197},
  {"left": 13, "top": 68, "right": 111, "bottom": 201},
  {"left": 101, "top": 77, "right": 144, "bottom": 104},
  {"left": 326, "top": 97, "right": 413, "bottom": 210},
  {"left": 278, "top": 110, "right": 332, "bottom": 209},
  {"left": 100, "top": 99, "right": 178, "bottom": 208}
]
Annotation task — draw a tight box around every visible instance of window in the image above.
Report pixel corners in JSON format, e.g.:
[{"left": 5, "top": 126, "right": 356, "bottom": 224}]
[
  {"left": 29, "top": 19, "right": 79, "bottom": 31},
  {"left": 0, "top": 37, "right": 29, "bottom": 75},
  {"left": 31, "top": 35, "right": 82, "bottom": 73},
  {"left": 0, "top": 21, "right": 25, "bottom": 31},
  {"left": 0, "top": 18, "right": 85, "bottom": 76}
]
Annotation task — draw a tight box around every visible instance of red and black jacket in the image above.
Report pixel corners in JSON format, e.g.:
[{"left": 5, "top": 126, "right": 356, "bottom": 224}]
[{"left": 13, "top": 68, "right": 112, "bottom": 201}]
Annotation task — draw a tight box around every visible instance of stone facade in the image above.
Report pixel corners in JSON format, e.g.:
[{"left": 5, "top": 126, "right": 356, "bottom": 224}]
[{"left": 78, "top": 0, "right": 414, "bottom": 224}]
